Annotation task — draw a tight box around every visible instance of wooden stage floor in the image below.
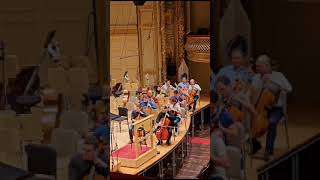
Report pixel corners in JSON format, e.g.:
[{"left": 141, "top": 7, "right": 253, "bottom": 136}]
[{"left": 110, "top": 95, "right": 210, "bottom": 175}]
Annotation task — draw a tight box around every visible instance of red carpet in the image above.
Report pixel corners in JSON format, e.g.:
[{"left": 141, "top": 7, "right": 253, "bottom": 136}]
[
  {"left": 111, "top": 144, "right": 152, "bottom": 159},
  {"left": 190, "top": 137, "right": 210, "bottom": 145}
]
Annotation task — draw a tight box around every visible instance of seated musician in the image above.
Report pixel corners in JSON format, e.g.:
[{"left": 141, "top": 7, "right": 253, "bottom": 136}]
[
  {"left": 177, "top": 73, "right": 190, "bottom": 90},
  {"left": 160, "top": 79, "right": 175, "bottom": 97},
  {"left": 139, "top": 94, "right": 157, "bottom": 109},
  {"left": 168, "top": 96, "right": 182, "bottom": 135},
  {"left": 189, "top": 79, "right": 202, "bottom": 111},
  {"left": 214, "top": 35, "right": 250, "bottom": 90},
  {"left": 155, "top": 105, "right": 173, "bottom": 145},
  {"left": 69, "top": 136, "right": 108, "bottom": 180},
  {"left": 173, "top": 90, "right": 184, "bottom": 104},
  {"left": 215, "top": 76, "right": 255, "bottom": 147},
  {"left": 250, "top": 54, "right": 292, "bottom": 160},
  {"left": 147, "top": 89, "right": 159, "bottom": 105},
  {"left": 129, "top": 104, "right": 148, "bottom": 143}
]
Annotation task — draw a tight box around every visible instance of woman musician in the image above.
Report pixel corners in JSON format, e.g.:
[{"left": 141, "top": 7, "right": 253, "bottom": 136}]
[{"left": 250, "top": 54, "right": 292, "bottom": 160}]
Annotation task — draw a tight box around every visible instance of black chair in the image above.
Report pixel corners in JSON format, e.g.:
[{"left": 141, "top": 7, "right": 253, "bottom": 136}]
[
  {"left": 113, "top": 107, "right": 129, "bottom": 133},
  {"left": 25, "top": 144, "right": 57, "bottom": 179}
]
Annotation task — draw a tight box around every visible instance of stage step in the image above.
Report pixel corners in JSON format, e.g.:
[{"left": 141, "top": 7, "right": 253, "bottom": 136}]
[{"left": 176, "top": 136, "right": 210, "bottom": 179}]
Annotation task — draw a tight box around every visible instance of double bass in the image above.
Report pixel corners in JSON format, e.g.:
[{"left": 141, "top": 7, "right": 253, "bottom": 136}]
[{"left": 155, "top": 112, "right": 171, "bottom": 141}]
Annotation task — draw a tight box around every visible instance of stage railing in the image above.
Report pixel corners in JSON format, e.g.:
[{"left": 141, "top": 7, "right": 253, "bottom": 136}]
[
  {"left": 137, "top": 104, "right": 210, "bottom": 179},
  {"left": 257, "top": 133, "right": 320, "bottom": 180},
  {"left": 190, "top": 104, "right": 210, "bottom": 137}
]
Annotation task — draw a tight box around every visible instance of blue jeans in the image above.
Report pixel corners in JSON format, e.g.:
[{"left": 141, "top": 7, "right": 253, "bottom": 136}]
[
  {"left": 193, "top": 95, "right": 199, "bottom": 111},
  {"left": 266, "top": 107, "right": 284, "bottom": 154}
]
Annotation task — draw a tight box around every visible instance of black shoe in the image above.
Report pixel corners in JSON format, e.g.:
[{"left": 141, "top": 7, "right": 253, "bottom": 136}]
[
  {"left": 251, "top": 139, "right": 262, "bottom": 155},
  {"left": 166, "top": 140, "right": 171, "bottom": 145},
  {"left": 130, "top": 139, "right": 133, "bottom": 144},
  {"left": 157, "top": 141, "right": 163, "bottom": 145}
]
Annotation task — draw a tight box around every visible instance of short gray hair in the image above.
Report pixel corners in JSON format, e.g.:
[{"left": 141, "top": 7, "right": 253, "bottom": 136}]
[{"left": 256, "top": 54, "right": 271, "bottom": 66}]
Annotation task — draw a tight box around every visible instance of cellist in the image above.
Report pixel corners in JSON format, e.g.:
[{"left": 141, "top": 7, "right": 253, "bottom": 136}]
[
  {"left": 250, "top": 54, "right": 292, "bottom": 160},
  {"left": 215, "top": 76, "right": 256, "bottom": 146},
  {"left": 188, "top": 79, "right": 201, "bottom": 111},
  {"left": 155, "top": 105, "right": 173, "bottom": 145}
]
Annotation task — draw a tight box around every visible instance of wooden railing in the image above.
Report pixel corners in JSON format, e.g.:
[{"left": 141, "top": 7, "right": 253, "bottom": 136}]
[
  {"left": 257, "top": 133, "right": 320, "bottom": 180},
  {"left": 185, "top": 35, "right": 210, "bottom": 63}
]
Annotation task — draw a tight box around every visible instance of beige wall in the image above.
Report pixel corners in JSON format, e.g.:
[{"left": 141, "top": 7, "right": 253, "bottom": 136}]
[
  {"left": 189, "top": 61, "right": 210, "bottom": 94},
  {"left": 0, "top": 0, "right": 92, "bottom": 67},
  {"left": 190, "top": 1, "right": 210, "bottom": 32},
  {"left": 189, "top": 1, "right": 210, "bottom": 94},
  {"left": 251, "top": 0, "right": 320, "bottom": 103}
]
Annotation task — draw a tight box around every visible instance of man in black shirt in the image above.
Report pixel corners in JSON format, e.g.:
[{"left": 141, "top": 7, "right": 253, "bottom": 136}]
[
  {"left": 69, "top": 136, "right": 108, "bottom": 180},
  {"left": 129, "top": 104, "right": 148, "bottom": 143},
  {"left": 155, "top": 105, "right": 175, "bottom": 145}
]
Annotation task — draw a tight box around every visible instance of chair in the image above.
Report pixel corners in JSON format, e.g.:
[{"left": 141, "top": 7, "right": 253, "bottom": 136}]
[
  {"left": 25, "top": 144, "right": 57, "bottom": 180},
  {"left": 60, "top": 111, "right": 89, "bottom": 137},
  {"left": 113, "top": 107, "right": 129, "bottom": 133}
]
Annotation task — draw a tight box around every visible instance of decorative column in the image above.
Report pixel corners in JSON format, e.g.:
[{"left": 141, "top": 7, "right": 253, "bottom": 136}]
[{"left": 174, "top": 1, "right": 186, "bottom": 73}]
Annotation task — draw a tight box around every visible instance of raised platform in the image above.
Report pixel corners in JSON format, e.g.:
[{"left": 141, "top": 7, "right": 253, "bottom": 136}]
[
  {"left": 112, "top": 144, "right": 157, "bottom": 168},
  {"left": 110, "top": 95, "right": 210, "bottom": 175}
]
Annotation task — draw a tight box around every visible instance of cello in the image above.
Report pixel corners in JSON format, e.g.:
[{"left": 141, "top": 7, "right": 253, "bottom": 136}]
[
  {"left": 251, "top": 85, "right": 275, "bottom": 138},
  {"left": 155, "top": 112, "right": 171, "bottom": 142}
]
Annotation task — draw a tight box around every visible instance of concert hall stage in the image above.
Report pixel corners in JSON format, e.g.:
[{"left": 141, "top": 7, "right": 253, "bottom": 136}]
[{"left": 110, "top": 95, "right": 210, "bottom": 177}]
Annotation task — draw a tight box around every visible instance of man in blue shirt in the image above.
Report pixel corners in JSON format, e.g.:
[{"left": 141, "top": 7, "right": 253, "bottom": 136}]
[{"left": 213, "top": 35, "right": 251, "bottom": 91}]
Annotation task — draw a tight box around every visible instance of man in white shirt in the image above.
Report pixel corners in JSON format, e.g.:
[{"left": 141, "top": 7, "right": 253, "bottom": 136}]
[
  {"left": 250, "top": 54, "right": 292, "bottom": 160},
  {"left": 189, "top": 79, "right": 202, "bottom": 111},
  {"left": 160, "top": 80, "right": 175, "bottom": 97}
]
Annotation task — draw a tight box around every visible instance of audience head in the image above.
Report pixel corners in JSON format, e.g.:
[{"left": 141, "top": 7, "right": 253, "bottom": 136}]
[
  {"left": 216, "top": 75, "right": 232, "bottom": 97},
  {"left": 82, "top": 135, "right": 99, "bottom": 161},
  {"left": 256, "top": 54, "right": 272, "bottom": 74},
  {"left": 166, "top": 79, "right": 171, "bottom": 85},
  {"left": 227, "top": 35, "right": 248, "bottom": 69}
]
